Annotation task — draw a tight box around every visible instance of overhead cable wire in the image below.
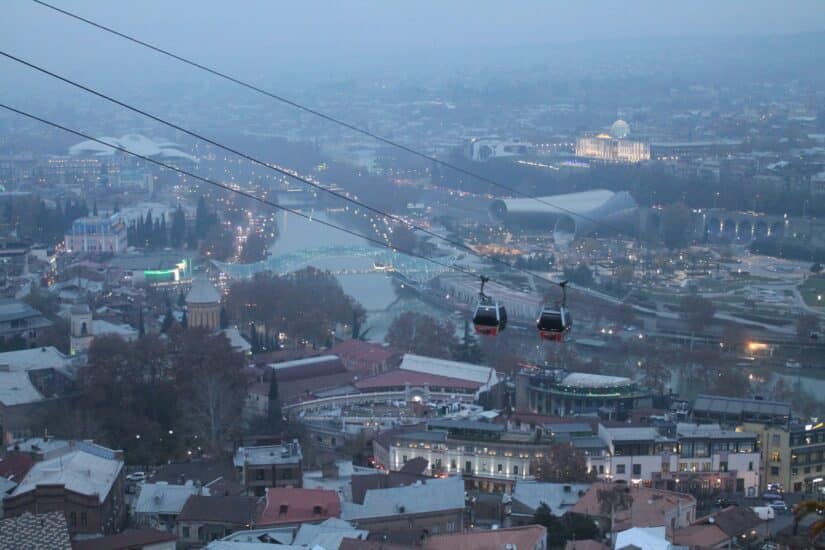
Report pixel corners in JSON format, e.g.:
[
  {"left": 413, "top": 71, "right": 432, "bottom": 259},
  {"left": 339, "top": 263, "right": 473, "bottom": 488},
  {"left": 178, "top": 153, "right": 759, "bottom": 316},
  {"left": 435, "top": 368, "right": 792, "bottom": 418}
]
[
  {"left": 0, "top": 50, "right": 563, "bottom": 288},
  {"left": 31, "top": 0, "right": 641, "bottom": 241},
  {"left": 0, "top": 102, "right": 480, "bottom": 279},
  {"left": 0, "top": 50, "right": 569, "bottom": 291}
]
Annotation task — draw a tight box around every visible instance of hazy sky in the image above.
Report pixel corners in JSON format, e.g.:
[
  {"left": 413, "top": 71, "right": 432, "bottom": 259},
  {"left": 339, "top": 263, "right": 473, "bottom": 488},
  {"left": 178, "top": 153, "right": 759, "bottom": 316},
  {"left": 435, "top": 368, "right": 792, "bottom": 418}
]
[{"left": 3, "top": 1, "right": 825, "bottom": 106}]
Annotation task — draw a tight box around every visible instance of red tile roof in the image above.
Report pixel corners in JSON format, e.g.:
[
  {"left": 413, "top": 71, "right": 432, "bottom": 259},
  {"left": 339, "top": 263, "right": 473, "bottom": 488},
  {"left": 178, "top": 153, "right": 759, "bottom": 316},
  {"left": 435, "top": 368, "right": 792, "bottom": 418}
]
[
  {"left": 328, "top": 340, "right": 401, "bottom": 369},
  {"left": 570, "top": 483, "right": 695, "bottom": 532},
  {"left": 258, "top": 487, "right": 341, "bottom": 526},
  {"left": 425, "top": 525, "right": 547, "bottom": 550},
  {"left": 74, "top": 529, "right": 177, "bottom": 550},
  {"left": 353, "top": 369, "right": 482, "bottom": 392},
  {"left": 0, "top": 452, "right": 34, "bottom": 481}
]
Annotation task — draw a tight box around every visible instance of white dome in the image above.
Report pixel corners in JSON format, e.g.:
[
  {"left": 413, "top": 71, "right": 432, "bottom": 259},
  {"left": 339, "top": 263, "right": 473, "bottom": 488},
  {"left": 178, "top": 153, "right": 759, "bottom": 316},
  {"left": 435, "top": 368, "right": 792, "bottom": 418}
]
[
  {"left": 610, "top": 120, "right": 630, "bottom": 139},
  {"left": 186, "top": 276, "right": 220, "bottom": 305}
]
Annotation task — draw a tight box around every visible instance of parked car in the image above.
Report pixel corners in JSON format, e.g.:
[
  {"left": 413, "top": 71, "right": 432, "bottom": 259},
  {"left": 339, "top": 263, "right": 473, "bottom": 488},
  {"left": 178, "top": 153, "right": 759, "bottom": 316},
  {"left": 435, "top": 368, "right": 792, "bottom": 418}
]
[
  {"left": 126, "top": 471, "right": 146, "bottom": 482},
  {"left": 768, "top": 501, "right": 788, "bottom": 513}
]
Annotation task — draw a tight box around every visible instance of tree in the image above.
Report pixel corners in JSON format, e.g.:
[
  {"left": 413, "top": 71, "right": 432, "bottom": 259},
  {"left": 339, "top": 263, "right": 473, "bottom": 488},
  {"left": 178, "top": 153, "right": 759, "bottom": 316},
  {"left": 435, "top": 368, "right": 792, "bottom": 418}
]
[
  {"left": 386, "top": 311, "right": 458, "bottom": 359},
  {"left": 811, "top": 263, "right": 823, "bottom": 274},
  {"left": 598, "top": 484, "right": 634, "bottom": 535},
  {"left": 238, "top": 231, "right": 269, "bottom": 264},
  {"left": 161, "top": 308, "right": 174, "bottom": 333},
  {"left": 796, "top": 314, "right": 819, "bottom": 342},
  {"left": 680, "top": 294, "right": 716, "bottom": 334},
  {"left": 173, "top": 329, "right": 247, "bottom": 451},
  {"left": 532, "top": 503, "right": 599, "bottom": 549},
  {"left": 639, "top": 360, "right": 669, "bottom": 394},
  {"left": 453, "top": 320, "right": 482, "bottom": 363},
  {"left": 170, "top": 205, "right": 186, "bottom": 248},
  {"left": 793, "top": 500, "right": 825, "bottom": 543},
  {"left": 219, "top": 307, "right": 229, "bottom": 330},
  {"left": 564, "top": 263, "right": 594, "bottom": 287},
  {"left": 661, "top": 203, "right": 693, "bottom": 249},
  {"left": 533, "top": 442, "right": 594, "bottom": 483}
]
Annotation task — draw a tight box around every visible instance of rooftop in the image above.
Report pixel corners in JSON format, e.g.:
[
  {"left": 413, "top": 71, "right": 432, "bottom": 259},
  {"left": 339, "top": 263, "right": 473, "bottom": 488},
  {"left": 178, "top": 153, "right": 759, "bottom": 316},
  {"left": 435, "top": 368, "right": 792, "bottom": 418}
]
[
  {"left": 11, "top": 442, "right": 123, "bottom": 503},
  {"left": 74, "top": 529, "right": 178, "bottom": 550},
  {"left": 233, "top": 442, "right": 302, "bottom": 467},
  {"left": 354, "top": 369, "right": 482, "bottom": 392},
  {"left": 258, "top": 487, "right": 341, "bottom": 526},
  {"left": 135, "top": 481, "right": 209, "bottom": 515},
  {"left": 0, "top": 298, "right": 47, "bottom": 323},
  {"left": 676, "top": 423, "right": 756, "bottom": 440},
  {"left": 511, "top": 481, "right": 592, "bottom": 515},
  {"left": 177, "top": 495, "right": 259, "bottom": 525},
  {"left": 399, "top": 354, "right": 498, "bottom": 387},
  {"left": 560, "top": 373, "right": 633, "bottom": 389},
  {"left": 292, "top": 518, "right": 368, "bottom": 549},
  {"left": 186, "top": 276, "right": 221, "bottom": 305},
  {"left": 571, "top": 483, "right": 696, "bottom": 532},
  {"left": 0, "top": 511, "right": 71, "bottom": 550},
  {"left": 341, "top": 476, "right": 464, "bottom": 521},
  {"left": 424, "top": 524, "right": 547, "bottom": 550},
  {"left": 692, "top": 394, "right": 790, "bottom": 419}
]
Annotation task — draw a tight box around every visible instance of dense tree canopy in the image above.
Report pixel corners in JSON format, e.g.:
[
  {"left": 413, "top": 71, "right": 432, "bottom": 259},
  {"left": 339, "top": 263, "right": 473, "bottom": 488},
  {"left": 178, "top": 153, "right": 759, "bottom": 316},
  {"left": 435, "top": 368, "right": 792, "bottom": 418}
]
[
  {"left": 386, "top": 311, "right": 459, "bottom": 359},
  {"left": 226, "top": 267, "right": 366, "bottom": 349}
]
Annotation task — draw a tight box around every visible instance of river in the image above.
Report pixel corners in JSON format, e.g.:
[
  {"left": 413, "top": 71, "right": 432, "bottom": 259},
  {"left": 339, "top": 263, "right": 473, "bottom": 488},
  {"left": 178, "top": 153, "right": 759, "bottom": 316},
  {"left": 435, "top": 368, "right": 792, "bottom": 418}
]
[{"left": 218, "top": 207, "right": 450, "bottom": 342}]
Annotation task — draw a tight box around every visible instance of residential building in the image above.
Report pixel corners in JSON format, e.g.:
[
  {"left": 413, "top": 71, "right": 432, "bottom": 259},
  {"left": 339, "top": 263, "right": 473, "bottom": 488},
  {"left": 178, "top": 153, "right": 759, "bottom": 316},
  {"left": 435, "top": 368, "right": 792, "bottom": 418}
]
[
  {"left": 614, "top": 526, "right": 672, "bottom": 550},
  {"left": 0, "top": 511, "right": 71, "bottom": 549},
  {"left": 134, "top": 481, "right": 210, "bottom": 531},
  {"left": 570, "top": 483, "right": 696, "bottom": 534},
  {"left": 592, "top": 423, "right": 760, "bottom": 497},
  {"left": 256, "top": 487, "right": 341, "bottom": 528},
  {"left": 233, "top": 441, "right": 303, "bottom": 496},
  {"left": 3, "top": 440, "right": 126, "bottom": 535},
  {"left": 787, "top": 422, "right": 825, "bottom": 494},
  {"left": 673, "top": 506, "right": 764, "bottom": 548},
  {"left": 515, "top": 369, "right": 652, "bottom": 420},
  {"left": 341, "top": 475, "right": 465, "bottom": 536},
  {"left": 692, "top": 394, "right": 792, "bottom": 493},
  {"left": 64, "top": 214, "right": 128, "bottom": 254},
  {"left": 376, "top": 418, "right": 548, "bottom": 493},
  {"left": 424, "top": 524, "right": 547, "bottom": 550},
  {"left": 74, "top": 529, "right": 177, "bottom": 550},
  {"left": 0, "top": 298, "right": 52, "bottom": 345},
  {"left": 176, "top": 495, "right": 259, "bottom": 547},
  {"left": 510, "top": 481, "right": 592, "bottom": 524},
  {"left": 0, "top": 346, "right": 74, "bottom": 444}
]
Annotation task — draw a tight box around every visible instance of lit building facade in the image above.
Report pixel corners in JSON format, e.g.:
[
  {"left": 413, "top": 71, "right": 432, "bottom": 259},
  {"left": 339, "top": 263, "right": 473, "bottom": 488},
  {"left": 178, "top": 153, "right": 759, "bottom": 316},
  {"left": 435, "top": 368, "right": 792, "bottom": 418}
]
[
  {"left": 64, "top": 215, "right": 127, "bottom": 254},
  {"left": 575, "top": 136, "right": 650, "bottom": 163}
]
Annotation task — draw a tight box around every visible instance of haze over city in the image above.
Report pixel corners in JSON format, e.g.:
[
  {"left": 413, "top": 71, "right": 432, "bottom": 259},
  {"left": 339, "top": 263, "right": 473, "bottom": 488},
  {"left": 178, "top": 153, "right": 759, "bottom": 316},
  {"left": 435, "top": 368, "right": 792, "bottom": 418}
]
[{"left": 0, "top": 2, "right": 825, "bottom": 549}]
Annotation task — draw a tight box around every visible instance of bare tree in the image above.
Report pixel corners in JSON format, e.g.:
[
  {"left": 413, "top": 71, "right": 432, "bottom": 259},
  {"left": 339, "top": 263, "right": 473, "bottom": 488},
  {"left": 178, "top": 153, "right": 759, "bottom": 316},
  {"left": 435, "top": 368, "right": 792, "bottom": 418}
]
[
  {"left": 533, "top": 442, "right": 594, "bottom": 483},
  {"left": 598, "top": 484, "right": 634, "bottom": 535}
]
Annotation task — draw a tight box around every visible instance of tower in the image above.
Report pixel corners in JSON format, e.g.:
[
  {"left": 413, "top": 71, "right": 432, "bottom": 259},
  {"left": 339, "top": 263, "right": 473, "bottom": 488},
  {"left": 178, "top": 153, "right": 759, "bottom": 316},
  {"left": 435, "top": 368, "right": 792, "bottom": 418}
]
[
  {"left": 69, "top": 305, "right": 93, "bottom": 355},
  {"left": 186, "top": 276, "right": 221, "bottom": 331}
]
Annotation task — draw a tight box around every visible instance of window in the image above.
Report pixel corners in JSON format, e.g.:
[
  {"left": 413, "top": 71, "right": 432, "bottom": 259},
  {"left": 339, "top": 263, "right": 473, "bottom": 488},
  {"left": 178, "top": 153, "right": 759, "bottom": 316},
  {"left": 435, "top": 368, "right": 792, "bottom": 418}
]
[
  {"left": 182, "top": 526, "right": 190, "bottom": 539},
  {"left": 679, "top": 463, "right": 688, "bottom": 472},
  {"left": 771, "top": 467, "right": 780, "bottom": 475},
  {"left": 402, "top": 455, "right": 408, "bottom": 463},
  {"left": 632, "top": 464, "right": 641, "bottom": 476},
  {"left": 719, "top": 461, "right": 728, "bottom": 472},
  {"left": 690, "top": 463, "right": 698, "bottom": 472},
  {"left": 771, "top": 434, "right": 781, "bottom": 447},
  {"left": 616, "top": 464, "right": 626, "bottom": 474},
  {"left": 70, "top": 512, "right": 77, "bottom": 528},
  {"left": 770, "top": 451, "right": 781, "bottom": 462},
  {"left": 255, "top": 469, "right": 265, "bottom": 480},
  {"left": 702, "top": 462, "right": 711, "bottom": 472},
  {"left": 662, "top": 462, "right": 670, "bottom": 474},
  {"left": 805, "top": 467, "right": 811, "bottom": 474},
  {"left": 599, "top": 465, "right": 604, "bottom": 474},
  {"left": 281, "top": 468, "right": 293, "bottom": 480},
  {"left": 80, "top": 512, "right": 87, "bottom": 528},
  {"left": 446, "top": 521, "right": 456, "bottom": 532},
  {"left": 513, "top": 465, "right": 519, "bottom": 476},
  {"left": 748, "top": 461, "right": 754, "bottom": 472},
  {"left": 465, "top": 461, "right": 472, "bottom": 474},
  {"left": 497, "top": 464, "right": 503, "bottom": 473},
  {"left": 198, "top": 527, "right": 204, "bottom": 541},
  {"left": 451, "top": 459, "right": 456, "bottom": 470}
]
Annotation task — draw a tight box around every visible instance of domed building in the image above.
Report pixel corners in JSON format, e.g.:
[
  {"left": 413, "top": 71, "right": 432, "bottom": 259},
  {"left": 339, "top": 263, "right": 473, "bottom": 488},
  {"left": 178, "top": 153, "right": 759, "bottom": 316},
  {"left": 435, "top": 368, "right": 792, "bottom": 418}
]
[
  {"left": 186, "top": 276, "right": 221, "bottom": 331},
  {"left": 610, "top": 119, "right": 631, "bottom": 139}
]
